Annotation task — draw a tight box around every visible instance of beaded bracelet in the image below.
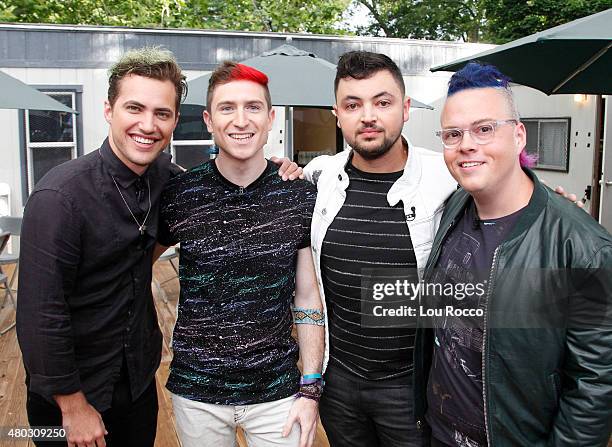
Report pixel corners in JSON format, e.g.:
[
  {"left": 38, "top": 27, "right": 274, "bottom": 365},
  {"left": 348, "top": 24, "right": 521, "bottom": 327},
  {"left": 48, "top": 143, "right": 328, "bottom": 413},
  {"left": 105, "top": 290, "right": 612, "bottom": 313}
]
[{"left": 296, "top": 378, "right": 324, "bottom": 402}]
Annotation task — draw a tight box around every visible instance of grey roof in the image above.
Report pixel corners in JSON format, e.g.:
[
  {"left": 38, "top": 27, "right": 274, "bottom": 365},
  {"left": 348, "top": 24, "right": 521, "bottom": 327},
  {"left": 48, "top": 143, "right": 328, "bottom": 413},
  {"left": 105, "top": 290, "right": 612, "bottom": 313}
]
[{"left": 0, "top": 23, "right": 491, "bottom": 74}]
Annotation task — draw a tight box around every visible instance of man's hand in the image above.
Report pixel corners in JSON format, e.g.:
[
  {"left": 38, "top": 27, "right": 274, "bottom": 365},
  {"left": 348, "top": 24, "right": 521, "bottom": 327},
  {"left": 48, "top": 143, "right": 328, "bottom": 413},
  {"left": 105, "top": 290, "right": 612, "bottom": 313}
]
[
  {"left": 270, "top": 156, "right": 304, "bottom": 181},
  {"left": 282, "top": 397, "right": 318, "bottom": 447},
  {"left": 54, "top": 392, "right": 107, "bottom": 447},
  {"left": 554, "top": 185, "right": 585, "bottom": 209}
]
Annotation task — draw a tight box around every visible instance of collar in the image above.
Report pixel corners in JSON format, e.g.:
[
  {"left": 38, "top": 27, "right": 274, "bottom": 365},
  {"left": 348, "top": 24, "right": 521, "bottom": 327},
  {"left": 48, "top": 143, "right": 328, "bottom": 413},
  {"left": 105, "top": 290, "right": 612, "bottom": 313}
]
[
  {"left": 99, "top": 138, "right": 148, "bottom": 189},
  {"left": 444, "top": 168, "right": 546, "bottom": 244},
  {"left": 211, "top": 158, "right": 274, "bottom": 191},
  {"left": 387, "top": 136, "right": 422, "bottom": 207},
  {"left": 338, "top": 135, "right": 419, "bottom": 207},
  {"left": 504, "top": 168, "right": 547, "bottom": 242}
]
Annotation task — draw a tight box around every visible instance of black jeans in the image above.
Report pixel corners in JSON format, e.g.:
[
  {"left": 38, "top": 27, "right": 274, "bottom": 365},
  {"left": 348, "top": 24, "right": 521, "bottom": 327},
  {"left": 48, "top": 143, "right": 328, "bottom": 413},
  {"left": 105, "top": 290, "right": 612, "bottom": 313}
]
[
  {"left": 320, "top": 366, "right": 424, "bottom": 447},
  {"left": 26, "top": 376, "right": 158, "bottom": 447}
]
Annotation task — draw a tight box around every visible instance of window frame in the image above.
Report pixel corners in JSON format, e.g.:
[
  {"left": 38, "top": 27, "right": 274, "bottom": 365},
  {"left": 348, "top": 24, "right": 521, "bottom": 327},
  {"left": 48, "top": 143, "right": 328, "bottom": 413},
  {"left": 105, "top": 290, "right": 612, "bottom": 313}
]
[
  {"left": 19, "top": 85, "right": 83, "bottom": 198},
  {"left": 170, "top": 105, "right": 215, "bottom": 170},
  {"left": 522, "top": 117, "right": 571, "bottom": 173}
]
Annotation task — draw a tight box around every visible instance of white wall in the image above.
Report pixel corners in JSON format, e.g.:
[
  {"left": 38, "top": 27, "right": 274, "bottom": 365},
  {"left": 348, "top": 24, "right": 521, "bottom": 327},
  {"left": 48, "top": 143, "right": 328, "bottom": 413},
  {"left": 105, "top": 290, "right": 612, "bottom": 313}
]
[
  {"left": 0, "top": 107, "right": 21, "bottom": 215},
  {"left": 1, "top": 45, "right": 597, "bottom": 215},
  {"left": 513, "top": 87, "right": 596, "bottom": 210}
]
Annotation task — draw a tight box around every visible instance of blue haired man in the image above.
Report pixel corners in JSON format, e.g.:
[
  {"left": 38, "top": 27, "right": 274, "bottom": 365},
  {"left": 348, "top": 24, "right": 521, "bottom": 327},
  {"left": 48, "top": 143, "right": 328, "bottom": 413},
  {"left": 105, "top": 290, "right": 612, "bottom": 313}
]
[{"left": 413, "top": 63, "right": 612, "bottom": 446}]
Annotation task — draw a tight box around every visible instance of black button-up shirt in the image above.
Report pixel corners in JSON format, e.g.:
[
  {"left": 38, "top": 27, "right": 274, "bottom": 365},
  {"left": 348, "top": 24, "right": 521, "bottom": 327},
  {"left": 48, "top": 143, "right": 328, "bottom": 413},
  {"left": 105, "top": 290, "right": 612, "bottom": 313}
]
[{"left": 16, "top": 139, "right": 179, "bottom": 411}]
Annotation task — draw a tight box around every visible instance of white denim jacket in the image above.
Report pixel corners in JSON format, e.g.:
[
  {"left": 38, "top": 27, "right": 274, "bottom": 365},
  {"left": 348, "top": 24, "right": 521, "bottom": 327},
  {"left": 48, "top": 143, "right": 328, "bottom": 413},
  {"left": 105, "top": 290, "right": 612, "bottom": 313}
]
[{"left": 303, "top": 141, "right": 457, "bottom": 371}]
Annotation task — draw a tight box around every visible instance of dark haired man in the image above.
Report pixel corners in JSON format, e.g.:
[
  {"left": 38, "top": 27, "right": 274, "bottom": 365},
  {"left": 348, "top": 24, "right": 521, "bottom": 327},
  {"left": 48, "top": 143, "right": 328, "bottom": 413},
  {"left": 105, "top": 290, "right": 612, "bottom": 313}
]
[
  {"left": 302, "top": 50, "right": 459, "bottom": 446},
  {"left": 157, "top": 62, "right": 324, "bottom": 447},
  {"left": 17, "top": 50, "right": 300, "bottom": 447},
  {"left": 414, "top": 62, "right": 612, "bottom": 446}
]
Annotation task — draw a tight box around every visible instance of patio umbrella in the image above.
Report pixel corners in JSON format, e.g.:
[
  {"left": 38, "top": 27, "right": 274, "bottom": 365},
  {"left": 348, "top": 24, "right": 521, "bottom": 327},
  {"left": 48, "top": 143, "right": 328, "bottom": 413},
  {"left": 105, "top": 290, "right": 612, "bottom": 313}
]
[
  {"left": 185, "top": 44, "right": 433, "bottom": 109},
  {"left": 430, "top": 8, "right": 612, "bottom": 95},
  {"left": 0, "top": 70, "right": 76, "bottom": 112}
]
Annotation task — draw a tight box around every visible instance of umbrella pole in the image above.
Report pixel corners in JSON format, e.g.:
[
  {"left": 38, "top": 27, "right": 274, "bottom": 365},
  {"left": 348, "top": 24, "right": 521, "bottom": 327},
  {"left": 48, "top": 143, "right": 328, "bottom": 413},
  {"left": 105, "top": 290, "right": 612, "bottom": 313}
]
[{"left": 284, "top": 105, "right": 294, "bottom": 161}]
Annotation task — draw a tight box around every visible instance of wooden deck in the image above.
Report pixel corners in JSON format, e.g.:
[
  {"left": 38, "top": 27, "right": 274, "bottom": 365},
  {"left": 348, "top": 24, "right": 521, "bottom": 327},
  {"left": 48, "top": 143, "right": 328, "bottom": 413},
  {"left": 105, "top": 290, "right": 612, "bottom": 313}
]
[
  {"left": 2, "top": 261, "right": 610, "bottom": 447},
  {"left": 0, "top": 262, "right": 329, "bottom": 447}
]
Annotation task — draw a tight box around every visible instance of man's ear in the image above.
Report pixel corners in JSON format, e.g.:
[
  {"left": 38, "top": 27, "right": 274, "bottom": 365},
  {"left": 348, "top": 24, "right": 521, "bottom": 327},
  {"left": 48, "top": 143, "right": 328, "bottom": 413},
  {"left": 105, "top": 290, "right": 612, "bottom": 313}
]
[
  {"left": 515, "top": 121, "right": 527, "bottom": 155},
  {"left": 203, "top": 110, "right": 213, "bottom": 133},
  {"left": 403, "top": 96, "right": 411, "bottom": 123},
  {"left": 268, "top": 107, "right": 275, "bottom": 131},
  {"left": 332, "top": 105, "right": 340, "bottom": 128},
  {"left": 103, "top": 100, "right": 113, "bottom": 124},
  {"left": 173, "top": 111, "right": 180, "bottom": 131}
]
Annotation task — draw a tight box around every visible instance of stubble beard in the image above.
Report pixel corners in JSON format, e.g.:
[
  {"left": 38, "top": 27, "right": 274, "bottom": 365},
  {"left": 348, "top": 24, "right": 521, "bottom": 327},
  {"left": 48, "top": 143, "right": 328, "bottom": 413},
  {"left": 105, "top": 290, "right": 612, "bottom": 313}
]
[{"left": 350, "top": 130, "right": 402, "bottom": 160}]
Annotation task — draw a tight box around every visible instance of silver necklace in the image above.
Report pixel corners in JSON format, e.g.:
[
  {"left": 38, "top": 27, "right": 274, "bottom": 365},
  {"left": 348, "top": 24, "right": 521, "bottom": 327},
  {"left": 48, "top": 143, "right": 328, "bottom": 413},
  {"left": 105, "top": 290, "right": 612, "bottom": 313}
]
[
  {"left": 99, "top": 148, "right": 152, "bottom": 236},
  {"left": 111, "top": 175, "right": 151, "bottom": 236}
]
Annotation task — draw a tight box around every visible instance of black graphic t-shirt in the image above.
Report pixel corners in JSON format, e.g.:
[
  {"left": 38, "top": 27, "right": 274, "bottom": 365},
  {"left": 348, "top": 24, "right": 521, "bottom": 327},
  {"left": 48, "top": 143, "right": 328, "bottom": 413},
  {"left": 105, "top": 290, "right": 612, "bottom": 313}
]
[
  {"left": 158, "top": 159, "right": 316, "bottom": 405},
  {"left": 426, "top": 200, "right": 524, "bottom": 446}
]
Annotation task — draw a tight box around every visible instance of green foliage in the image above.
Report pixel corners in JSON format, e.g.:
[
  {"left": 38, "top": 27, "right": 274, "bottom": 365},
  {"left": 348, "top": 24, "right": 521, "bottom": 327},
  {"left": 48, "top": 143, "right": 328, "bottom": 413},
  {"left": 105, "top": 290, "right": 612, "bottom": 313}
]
[
  {"left": 2, "top": 0, "right": 352, "bottom": 34},
  {"left": 4, "top": 0, "right": 610, "bottom": 42},
  {"left": 483, "top": 0, "right": 612, "bottom": 43},
  {"left": 356, "top": 0, "right": 612, "bottom": 42},
  {"left": 357, "top": 0, "right": 487, "bottom": 42}
]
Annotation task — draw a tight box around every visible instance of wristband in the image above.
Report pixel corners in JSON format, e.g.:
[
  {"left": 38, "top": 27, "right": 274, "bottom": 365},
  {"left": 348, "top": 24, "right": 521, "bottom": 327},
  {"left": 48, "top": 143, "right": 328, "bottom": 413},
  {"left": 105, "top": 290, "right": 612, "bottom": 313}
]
[
  {"left": 302, "top": 373, "right": 323, "bottom": 380},
  {"left": 292, "top": 306, "right": 325, "bottom": 326}
]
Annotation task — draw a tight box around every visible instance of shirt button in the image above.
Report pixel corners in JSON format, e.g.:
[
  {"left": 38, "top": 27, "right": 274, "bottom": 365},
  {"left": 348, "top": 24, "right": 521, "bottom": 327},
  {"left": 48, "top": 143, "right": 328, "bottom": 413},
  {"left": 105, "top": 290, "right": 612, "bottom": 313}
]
[
  {"left": 338, "top": 174, "right": 342, "bottom": 180},
  {"left": 322, "top": 208, "right": 327, "bottom": 215}
]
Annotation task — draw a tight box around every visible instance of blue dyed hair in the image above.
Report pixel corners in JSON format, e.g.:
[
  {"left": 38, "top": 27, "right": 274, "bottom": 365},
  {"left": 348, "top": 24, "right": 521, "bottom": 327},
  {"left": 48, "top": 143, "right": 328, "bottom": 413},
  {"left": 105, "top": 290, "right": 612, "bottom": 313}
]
[
  {"left": 447, "top": 62, "right": 512, "bottom": 96},
  {"left": 447, "top": 62, "right": 537, "bottom": 168}
]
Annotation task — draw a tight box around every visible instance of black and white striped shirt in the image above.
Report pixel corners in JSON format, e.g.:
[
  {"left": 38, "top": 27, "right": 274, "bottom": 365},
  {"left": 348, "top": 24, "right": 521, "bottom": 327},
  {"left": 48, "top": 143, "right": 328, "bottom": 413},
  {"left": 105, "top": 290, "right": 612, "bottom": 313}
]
[{"left": 321, "top": 161, "right": 418, "bottom": 382}]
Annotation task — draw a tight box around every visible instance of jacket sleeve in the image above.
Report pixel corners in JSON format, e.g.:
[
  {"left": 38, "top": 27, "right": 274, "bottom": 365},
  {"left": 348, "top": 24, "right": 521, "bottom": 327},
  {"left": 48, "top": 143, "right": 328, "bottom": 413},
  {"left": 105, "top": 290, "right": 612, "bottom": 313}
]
[
  {"left": 16, "top": 189, "right": 82, "bottom": 401},
  {"left": 549, "top": 245, "right": 612, "bottom": 446},
  {"left": 302, "top": 154, "right": 333, "bottom": 186}
]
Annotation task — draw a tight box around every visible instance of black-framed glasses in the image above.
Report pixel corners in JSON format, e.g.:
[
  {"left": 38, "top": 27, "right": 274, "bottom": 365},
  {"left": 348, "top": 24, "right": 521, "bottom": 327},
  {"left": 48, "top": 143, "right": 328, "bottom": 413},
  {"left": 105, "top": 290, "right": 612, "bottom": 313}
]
[{"left": 435, "top": 119, "right": 518, "bottom": 149}]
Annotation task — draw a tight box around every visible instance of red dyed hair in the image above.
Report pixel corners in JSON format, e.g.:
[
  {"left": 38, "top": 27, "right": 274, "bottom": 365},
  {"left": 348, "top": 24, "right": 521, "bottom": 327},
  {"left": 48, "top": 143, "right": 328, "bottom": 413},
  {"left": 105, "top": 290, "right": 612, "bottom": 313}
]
[
  {"left": 207, "top": 61, "right": 271, "bottom": 110},
  {"left": 230, "top": 63, "right": 269, "bottom": 86}
]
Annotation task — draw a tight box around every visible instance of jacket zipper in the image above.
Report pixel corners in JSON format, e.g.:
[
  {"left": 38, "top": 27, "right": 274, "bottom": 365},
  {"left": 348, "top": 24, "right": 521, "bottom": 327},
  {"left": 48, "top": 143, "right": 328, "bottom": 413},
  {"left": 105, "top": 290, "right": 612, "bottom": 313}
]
[{"left": 482, "top": 246, "right": 500, "bottom": 447}]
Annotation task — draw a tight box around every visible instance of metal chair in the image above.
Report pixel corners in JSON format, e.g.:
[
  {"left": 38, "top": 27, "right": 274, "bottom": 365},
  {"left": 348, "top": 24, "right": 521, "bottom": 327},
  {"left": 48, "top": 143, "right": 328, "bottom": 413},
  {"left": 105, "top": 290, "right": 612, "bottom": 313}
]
[
  {"left": 0, "top": 216, "right": 22, "bottom": 294},
  {"left": 153, "top": 246, "right": 179, "bottom": 304},
  {"left": 0, "top": 231, "right": 17, "bottom": 334}
]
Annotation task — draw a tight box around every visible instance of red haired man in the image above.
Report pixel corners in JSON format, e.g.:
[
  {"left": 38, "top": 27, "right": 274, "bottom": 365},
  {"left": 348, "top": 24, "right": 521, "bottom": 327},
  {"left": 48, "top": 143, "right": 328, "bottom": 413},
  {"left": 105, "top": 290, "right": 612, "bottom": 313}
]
[{"left": 157, "top": 62, "right": 325, "bottom": 447}]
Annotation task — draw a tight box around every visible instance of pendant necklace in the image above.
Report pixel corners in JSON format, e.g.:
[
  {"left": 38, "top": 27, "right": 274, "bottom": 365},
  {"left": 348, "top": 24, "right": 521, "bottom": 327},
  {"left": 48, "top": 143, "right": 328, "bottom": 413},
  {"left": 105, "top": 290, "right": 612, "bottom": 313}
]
[
  {"left": 111, "top": 175, "right": 151, "bottom": 236},
  {"left": 99, "top": 148, "right": 151, "bottom": 236}
]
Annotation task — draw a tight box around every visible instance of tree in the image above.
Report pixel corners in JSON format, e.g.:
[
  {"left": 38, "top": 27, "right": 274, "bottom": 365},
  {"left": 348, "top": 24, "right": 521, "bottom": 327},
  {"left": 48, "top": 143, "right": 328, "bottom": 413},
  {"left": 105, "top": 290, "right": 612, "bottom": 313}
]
[
  {"left": 356, "top": 0, "right": 486, "bottom": 42},
  {"left": 2, "top": 0, "right": 352, "bottom": 34},
  {"left": 483, "top": 0, "right": 612, "bottom": 43},
  {"left": 355, "top": 0, "right": 611, "bottom": 42}
]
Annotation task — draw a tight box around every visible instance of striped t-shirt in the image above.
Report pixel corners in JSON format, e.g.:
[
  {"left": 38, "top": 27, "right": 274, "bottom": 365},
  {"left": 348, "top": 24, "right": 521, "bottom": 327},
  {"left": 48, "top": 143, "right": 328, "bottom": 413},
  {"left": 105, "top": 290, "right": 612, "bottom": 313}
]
[{"left": 321, "top": 160, "right": 418, "bottom": 382}]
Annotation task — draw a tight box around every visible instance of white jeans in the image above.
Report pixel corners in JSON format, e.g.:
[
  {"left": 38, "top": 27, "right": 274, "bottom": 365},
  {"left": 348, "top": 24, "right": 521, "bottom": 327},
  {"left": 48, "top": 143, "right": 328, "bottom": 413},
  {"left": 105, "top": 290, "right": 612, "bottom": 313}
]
[{"left": 171, "top": 393, "right": 301, "bottom": 447}]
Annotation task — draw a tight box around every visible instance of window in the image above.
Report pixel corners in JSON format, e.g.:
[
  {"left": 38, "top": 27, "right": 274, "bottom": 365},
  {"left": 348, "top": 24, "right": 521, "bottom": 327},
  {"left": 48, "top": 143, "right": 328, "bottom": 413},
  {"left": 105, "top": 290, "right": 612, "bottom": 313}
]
[
  {"left": 22, "top": 88, "right": 82, "bottom": 195},
  {"left": 523, "top": 118, "right": 570, "bottom": 172},
  {"left": 171, "top": 105, "right": 215, "bottom": 170}
]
